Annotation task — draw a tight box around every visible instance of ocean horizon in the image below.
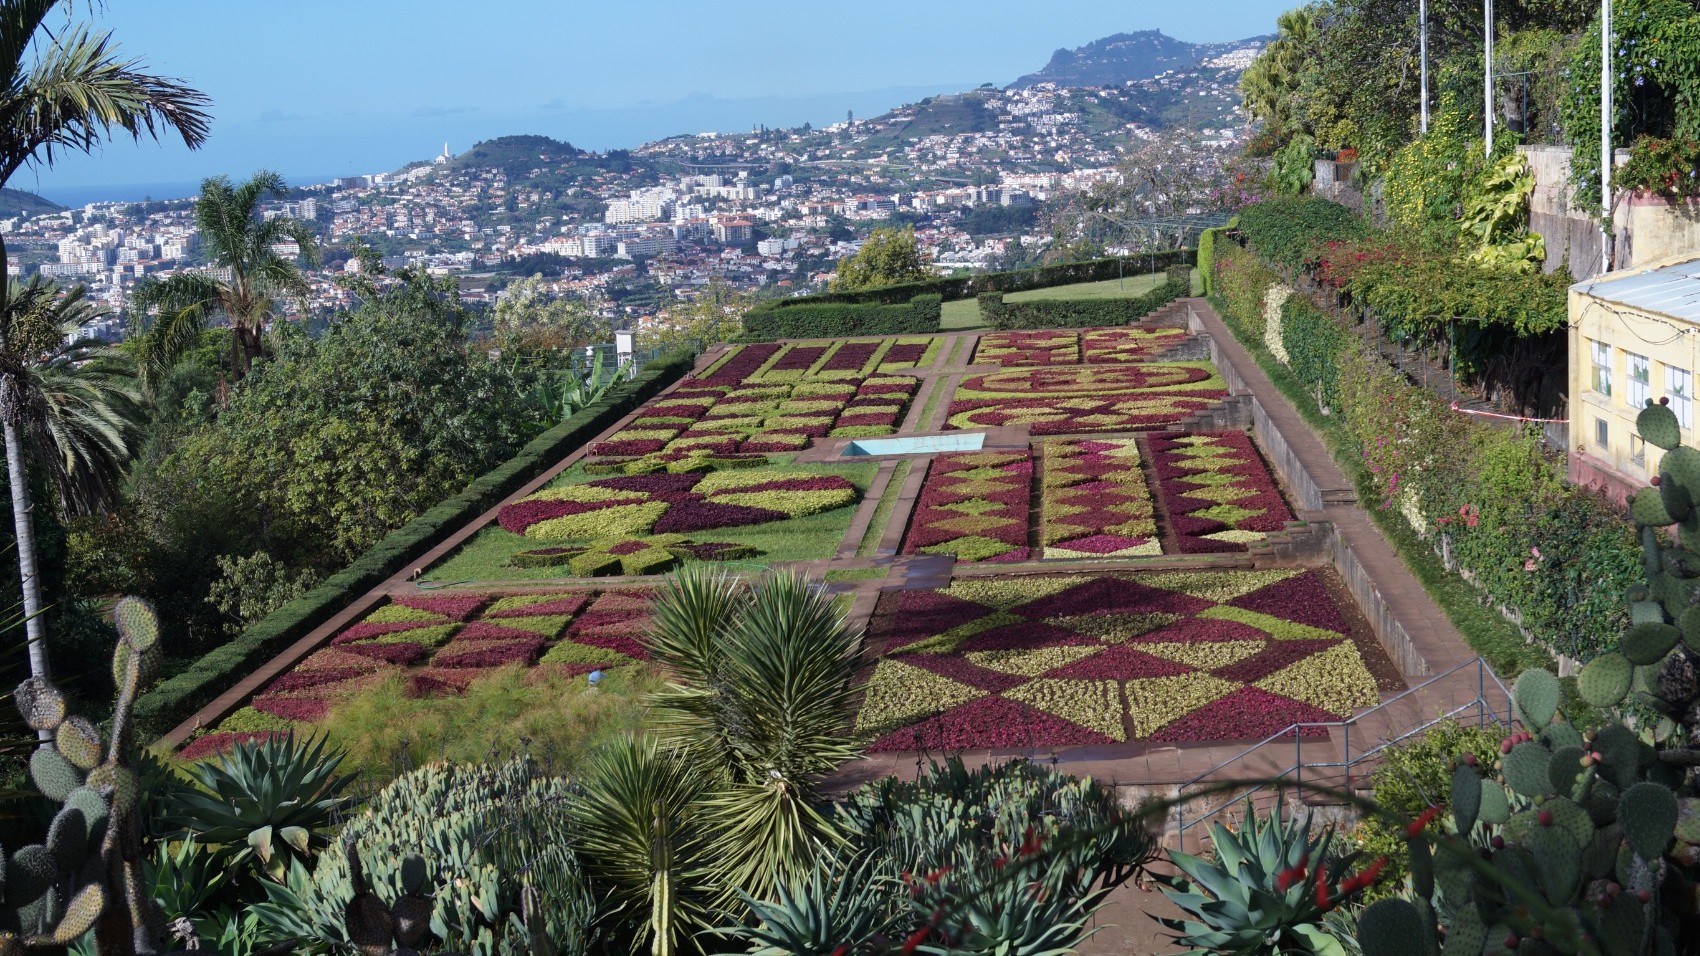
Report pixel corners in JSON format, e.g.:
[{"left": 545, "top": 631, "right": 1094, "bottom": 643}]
[{"left": 32, "top": 174, "right": 345, "bottom": 209}]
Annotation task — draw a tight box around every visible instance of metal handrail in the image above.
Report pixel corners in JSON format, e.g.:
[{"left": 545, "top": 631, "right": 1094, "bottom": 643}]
[{"left": 1172, "top": 657, "right": 1515, "bottom": 838}]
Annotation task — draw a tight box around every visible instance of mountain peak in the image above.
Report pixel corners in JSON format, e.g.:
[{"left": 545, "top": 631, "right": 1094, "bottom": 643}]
[{"left": 1011, "top": 29, "right": 1269, "bottom": 88}]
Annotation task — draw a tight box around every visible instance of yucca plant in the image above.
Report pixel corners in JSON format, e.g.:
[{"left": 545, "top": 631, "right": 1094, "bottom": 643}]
[
  {"left": 163, "top": 732, "right": 353, "bottom": 884},
  {"left": 644, "top": 568, "right": 862, "bottom": 903},
  {"left": 1157, "top": 795, "right": 1381, "bottom": 956}
]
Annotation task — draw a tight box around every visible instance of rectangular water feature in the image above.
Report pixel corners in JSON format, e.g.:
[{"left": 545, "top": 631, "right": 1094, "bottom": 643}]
[{"left": 842, "top": 433, "right": 987, "bottom": 456}]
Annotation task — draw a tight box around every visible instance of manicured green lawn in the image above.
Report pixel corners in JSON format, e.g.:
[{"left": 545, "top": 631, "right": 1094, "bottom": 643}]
[
  {"left": 939, "top": 273, "right": 1170, "bottom": 330},
  {"left": 423, "top": 459, "right": 882, "bottom": 583}
]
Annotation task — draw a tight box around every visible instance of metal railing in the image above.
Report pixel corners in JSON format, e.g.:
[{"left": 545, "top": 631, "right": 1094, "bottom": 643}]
[{"left": 1171, "top": 656, "right": 1515, "bottom": 839}]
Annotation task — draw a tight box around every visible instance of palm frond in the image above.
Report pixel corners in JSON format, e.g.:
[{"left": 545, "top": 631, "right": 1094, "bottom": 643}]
[
  {"left": 127, "top": 271, "right": 221, "bottom": 394},
  {"left": 0, "top": 0, "right": 62, "bottom": 91}
]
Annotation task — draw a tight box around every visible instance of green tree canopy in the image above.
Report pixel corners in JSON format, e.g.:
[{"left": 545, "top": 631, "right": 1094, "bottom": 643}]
[{"left": 830, "top": 226, "right": 932, "bottom": 291}]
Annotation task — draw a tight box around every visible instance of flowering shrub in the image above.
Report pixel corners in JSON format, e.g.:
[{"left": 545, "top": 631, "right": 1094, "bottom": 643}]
[
  {"left": 1261, "top": 284, "right": 1293, "bottom": 365},
  {"left": 902, "top": 452, "right": 1034, "bottom": 562},
  {"left": 856, "top": 569, "right": 1386, "bottom": 752},
  {"left": 1614, "top": 136, "right": 1700, "bottom": 200}
]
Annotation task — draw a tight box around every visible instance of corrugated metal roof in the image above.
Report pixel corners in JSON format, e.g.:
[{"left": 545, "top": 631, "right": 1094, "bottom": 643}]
[{"left": 1576, "top": 257, "right": 1700, "bottom": 323}]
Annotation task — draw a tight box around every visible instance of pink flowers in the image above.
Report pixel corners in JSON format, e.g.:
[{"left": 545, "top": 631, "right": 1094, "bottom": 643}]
[{"left": 1524, "top": 547, "right": 1543, "bottom": 572}]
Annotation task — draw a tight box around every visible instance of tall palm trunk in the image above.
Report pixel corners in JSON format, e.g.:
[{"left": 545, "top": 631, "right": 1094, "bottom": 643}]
[{"left": 2, "top": 408, "right": 48, "bottom": 684}]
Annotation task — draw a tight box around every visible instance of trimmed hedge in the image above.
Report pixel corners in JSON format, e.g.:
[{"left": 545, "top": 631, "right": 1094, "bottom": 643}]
[
  {"left": 760, "top": 250, "right": 1196, "bottom": 308},
  {"left": 1197, "top": 219, "right": 1238, "bottom": 296},
  {"left": 977, "top": 272, "right": 1189, "bottom": 330},
  {"left": 137, "top": 350, "right": 696, "bottom": 743},
  {"left": 1280, "top": 294, "right": 1355, "bottom": 409},
  {"left": 742, "top": 294, "right": 941, "bottom": 340},
  {"left": 1235, "top": 197, "right": 1369, "bottom": 271}
]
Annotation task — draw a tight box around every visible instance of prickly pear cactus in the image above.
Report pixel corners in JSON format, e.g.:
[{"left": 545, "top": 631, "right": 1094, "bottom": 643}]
[
  {"left": 0, "top": 596, "right": 167, "bottom": 954},
  {"left": 341, "top": 845, "right": 439, "bottom": 956},
  {"left": 1354, "top": 406, "right": 1700, "bottom": 956}
]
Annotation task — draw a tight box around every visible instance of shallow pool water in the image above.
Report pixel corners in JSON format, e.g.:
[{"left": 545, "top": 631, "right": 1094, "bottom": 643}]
[{"left": 842, "top": 433, "right": 987, "bottom": 456}]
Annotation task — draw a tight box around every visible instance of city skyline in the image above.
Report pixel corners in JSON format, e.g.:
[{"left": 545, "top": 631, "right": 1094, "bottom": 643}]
[{"left": 23, "top": 0, "right": 1285, "bottom": 199}]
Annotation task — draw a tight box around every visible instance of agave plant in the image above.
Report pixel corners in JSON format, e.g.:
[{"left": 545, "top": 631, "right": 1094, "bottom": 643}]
[
  {"left": 1157, "top": 796, "right": 1381, "bottom": 956},
  {"left": 164, "top": 732, "right": 353, "bottom": 883}
]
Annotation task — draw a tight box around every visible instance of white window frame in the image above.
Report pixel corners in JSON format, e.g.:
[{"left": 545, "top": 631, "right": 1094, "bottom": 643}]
[
  {"left": 1591, "top": 340, "right": 1613, "bottom": 397},
  {"left": 1668, "top": 366, "right": 1694, "bottom": 429},
  {"left": 1627, "top": 352, "right": 1651, "bottom": 408}
]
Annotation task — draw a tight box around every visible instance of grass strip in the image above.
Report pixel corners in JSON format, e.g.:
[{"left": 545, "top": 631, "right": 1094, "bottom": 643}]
[
  {"left": 1204, "top": 295, "right": 1549, "bottom": 678},
  {"left": 857, "top": 460, "right": 912, "bottom": 558},
  {"left": 824, "top": 567, "right": 888, "bottom": 583},
  {"left": 915, "top": 374, "right": 952, "bottom": 433}
]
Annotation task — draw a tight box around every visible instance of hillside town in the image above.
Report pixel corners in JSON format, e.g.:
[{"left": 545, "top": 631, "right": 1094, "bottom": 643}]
[{"left": 0, "top": 57, "right": 1258, "bottom": 341}]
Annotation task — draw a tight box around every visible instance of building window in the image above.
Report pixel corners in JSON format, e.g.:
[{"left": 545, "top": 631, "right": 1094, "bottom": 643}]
[
  {"left": 1596, "top": 417, "right": 1609, "bottom": 450},
  {"left": 1591, "top": 340, "right": 1613, "bottom": 397},
  {"left": 1669, "top": 366, "right": 1694, "bottom": 429},
  {"left": 1632, "top": 434, "right": 1647, "bottom": 469},
  {"left": 1627, "top": 352, "right": 1651, "bottom": 408}
]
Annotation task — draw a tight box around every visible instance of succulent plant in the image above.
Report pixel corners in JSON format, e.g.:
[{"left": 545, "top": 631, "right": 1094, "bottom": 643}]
[
  {"left": 1355, "top": 422, "right": 1700, "bottom": 956},
  {"left": 1157, "top": 794, "right": 1382, "bottom": 955},
  {"left": 0, "top": 596, "right": 168, "bottom": 953}
]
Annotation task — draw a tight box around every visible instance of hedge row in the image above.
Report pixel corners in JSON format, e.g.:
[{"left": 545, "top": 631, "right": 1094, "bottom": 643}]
[
  {"left": 762, "top": 249, "right": 1196, "bottom": 308},
  {"left": 137, "top": 350, "right": 697, "bottom": 743},
  {"left": 1211, "top": 239, "right": 1638, "bottom": 663},
  {"left": 1234, "top": 197, "right": 1369, "bottom": 271},
  {"left": 1197, "top": 219, "right": 1237, "bottom": 297},
  {"left": 977, "top": 268, "right": 1190, "bottom": 330},
  {"left": 741, "top": 294, "right": 941, "bottom": 340}
]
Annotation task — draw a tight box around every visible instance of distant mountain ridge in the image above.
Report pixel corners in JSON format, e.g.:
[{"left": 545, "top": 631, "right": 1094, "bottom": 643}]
[
  {"left": 0, "top": 188, "right": 61, "bottom": 219},
  {"left": 1011, "top": 29, "right": 1270, "bottom": 88}
]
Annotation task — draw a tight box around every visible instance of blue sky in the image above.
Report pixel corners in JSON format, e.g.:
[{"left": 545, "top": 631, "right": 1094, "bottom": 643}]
[{"left": 21, "top": 0, "right": 1287, "bottom": 199}]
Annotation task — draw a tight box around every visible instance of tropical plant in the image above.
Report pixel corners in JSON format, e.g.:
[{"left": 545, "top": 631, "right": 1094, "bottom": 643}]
[
  {"left": 1239, "top": 5, "right": 1319, "bottom": 150},
  {"left": 129, "top": 171, "right": 320, "bottom": 388},
  {"left": 1459, "top": 150, "right": 1544, "bottom": 274},
  {"left": 645, "top": 568, "right": 863, "bottom": 902},
  {"left": 830, "top": 226, "right": 932, "bottom": 291},
  {"left": 524, "top": 350, "right": 629, "bottom": 422},
  {"left": 1158, "top": 795, "right": 1384, "bottom": 955},
  {"left": 163, "top": 732, "right": 353, "bottom": 883},
  {"left": 255, "top": 757, "right": 595, "bottom": 956},
  {"left": 1268, "top": 133, "right": 1318, "bottom": 197},
  {"left": 0, "top": 277, "right": 143, "bottom": 682}
]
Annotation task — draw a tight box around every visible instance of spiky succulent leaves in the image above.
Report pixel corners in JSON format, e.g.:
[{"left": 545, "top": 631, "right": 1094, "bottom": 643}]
[
  {"left": 728, "top": 855, "right": 899, "bottom": 956},
  {"left": 643, "top": 570, "right": 863, "bottom": 904},
  {"left": 163, "top": 731, "right": 352, "bottom": 878},
  {"left": 1157, "top": 795, "right": 1360, "bottom": 953},
  {"left": 567, "top": 737, "right": 712, "bottom": 956}
]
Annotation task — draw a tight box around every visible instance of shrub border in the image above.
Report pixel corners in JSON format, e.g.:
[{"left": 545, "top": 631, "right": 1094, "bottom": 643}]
[
  {"left": 757, "top": 249, "right": 1196, "bottom": 308},
  {"left": 977, "top": 267, "right": 1190, "bottom": 330},
  {"left": 140, "top": 350, "right": 696, "bottom": 743}
]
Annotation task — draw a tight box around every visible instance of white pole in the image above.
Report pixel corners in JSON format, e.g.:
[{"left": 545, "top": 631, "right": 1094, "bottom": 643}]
[
  {"left": 1601, "top": 0, "right": 1614, "bottom": 274},
  {"left": 1484, "top": 0, "right": 1495, "bottom": 155},
  {"left": 1420, "top": 0, "right": 1430, "bottom": 134}
]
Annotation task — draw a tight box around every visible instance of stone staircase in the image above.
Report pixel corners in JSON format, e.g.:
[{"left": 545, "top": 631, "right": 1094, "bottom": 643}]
[
  {"left": 1163, "top": 394, "right": 1254, "bottom": 431},
  {"left": 1244, "top": 519, "right": 1333, "bottom": 563}
]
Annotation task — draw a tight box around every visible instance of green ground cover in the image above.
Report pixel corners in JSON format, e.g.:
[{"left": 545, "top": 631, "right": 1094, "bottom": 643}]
[
  {"left": 424, "top": 458, "right": 881, "bottom": 583},
  {"left": 940, "top": 273, "right": 1169, "bottom": 329},
  {"left": 856, "top": 459, "right": 913, "bottom": 558}
]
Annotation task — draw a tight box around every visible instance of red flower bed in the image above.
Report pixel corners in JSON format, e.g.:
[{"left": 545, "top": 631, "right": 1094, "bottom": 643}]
[
  {"left": 857, "top": 570, "right": 1384, "bottom": 753},
  {"left": 825, "top": 341, "right": 880, "bottom": 371},
  {"left": 432, "top": 639, "right": 546, "bottom": 669},
  {"left": 700, "top": 343, "right": 782, "bottom": 385},
  {"left": 1145, "top": 431, "right": 1295, "bottom": 553},
  {"left": 250, "top": 696, "right": 331, "bottom": 722},
  {"left": 881, "top": 342, "right": 927, "bottom": 366},
  {"left": 390, "top": 594, "right": 488, "bottom": 620},
  {"left": 332, "top": 620, "right": 436, "bottom": 644},
  {"left": 263, "top": 668, "right": 369, "bottom": 695},
  {"left": 338, "top": 642, "right": 433, "bottom": 665},
  {"left": 901, "top": 452, "right": 1033, "bottom": 563},
  {"left": 770, "top": 345, "right": 828, "bottom": 371},
  {"left": 179, "top": 731, "right": 286, "bottom": 763}
]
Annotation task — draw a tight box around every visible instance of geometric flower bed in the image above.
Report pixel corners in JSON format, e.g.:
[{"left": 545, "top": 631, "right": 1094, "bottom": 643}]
[
  {"left": 1147, "top": 431, "right": 1295, "bottom": 553},
  {"left": 498, "top": 470, "right": 858, "bottom": 542},
  {"left": 703, "top": 337, "right": 943, "bottom": 383},
  {"left": 1039, "top": 439, "right": 1159, "bottom": 558},
  {"left": 973, "top": 328, "right": 1188, "bottom": 367},
  {"left": 946, "top": 363, "right": 1227, "bottom": 435},
  {"left": 856, "top": 569, "right": 1382, "bottom": 753},
  {"left": 591, "top": 374, "right": 919, "bottom": 460},
  {"left": 901, "top": 451, "right": 1033, "bottom": 562},
  {"left": 180, "top": 589, "right": 653, "bottom": 761}
]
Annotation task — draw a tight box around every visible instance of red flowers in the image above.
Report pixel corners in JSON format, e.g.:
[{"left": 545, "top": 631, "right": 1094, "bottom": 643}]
[
  {"left": 1275, "top": 862, "right": 1308, "bottom": 891},
  {"left": 1405, "top": 806, "right": 1442, "bottom": 839}
]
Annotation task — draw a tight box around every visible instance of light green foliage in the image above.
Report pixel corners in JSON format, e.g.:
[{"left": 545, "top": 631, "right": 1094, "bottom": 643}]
[
  {"left": 1460, "top": 151, "right": 1545, "bottom": 273},
  {"left": 1159, "top": 795, "right": 1372, "bottom": 954},
  {"left": 253, "top": 757, "right": 594, "bottom": 956},
  {"left": 163, "top": 733, "right": 352, "bottom": 882},
  {"left": 492, "top": 274, "right": 614, "bottom": 355},
  {"left": 206, "top": 550, "right": 319, "bottom": 636},
  {"left": 1268, "top": 134, "right": 1317, "bottom": 196},
  {"left": 831, "top": 227, "right": 933, "bottom": 291}
]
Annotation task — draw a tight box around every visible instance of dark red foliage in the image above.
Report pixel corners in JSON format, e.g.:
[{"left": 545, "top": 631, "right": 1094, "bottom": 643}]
[
  {"left": 432, "top": 639, "right": 546, "bottom": 669},
  {"left": 1149, "top": 688, "right": 1338, "bottom": 742},
  {"left": 824, "top": 341, "right": 880, "bottom": 371},
  {"left": 391, "top": 594, "right": 488, "bottom": 621},
  {"left": 332, "top": 620, "right": 438, "bottom": 644},
  {"left": 263, "top": 668, "right": 368, "bottom": 695},
  {"left": 867, "top": 695, "right": 1117, "bottom": 753},
  {"left": 250, "top": 696, "right": 331, "bottom": 722},
  {"left": 337, "top": 642, "right": 433, "bottom": 665},
  {"left": 1229, "top": 572, "right": 1351, "bottom": 634},
  {"left": 179, "top": 731, "right": 286, "bottom": 763}
]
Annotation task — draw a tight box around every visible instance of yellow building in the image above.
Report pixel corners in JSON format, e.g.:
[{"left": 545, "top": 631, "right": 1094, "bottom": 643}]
[{"left": 1569, "top": 254, "right": 1700, "bottom": 501}]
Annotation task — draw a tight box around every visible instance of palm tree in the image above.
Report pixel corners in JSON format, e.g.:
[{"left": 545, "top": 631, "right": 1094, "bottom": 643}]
[
  {"left": 0, "top": 0, "right": 209, "bottom": 685},
  {"left": 130, "top": 171, "right": 319, "bottom": 390},
  {"left": 1, "top": 277, "right": 143, "bottom": 682}
]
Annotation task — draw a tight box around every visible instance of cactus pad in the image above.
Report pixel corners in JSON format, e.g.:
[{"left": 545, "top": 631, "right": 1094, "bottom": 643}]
[
  {"left": 1478, "top": 780, "right": 1510, "bottom": 825},
  {"left": 13, "top": 678, "right": 64, "bottom": 732},
  {"left": 5, "top": 846, "right": 54, "bottom": 906},
  {"left": 48, "top": 883, "right": 105, "bottom": 945},
  {"left": 1355, "top": 899, "right": 1429, "bottom": 956},
  {"left": 53, "top": 717, "right": 102, "bottom": 771},
  {"left": 1527, "top": 824, "right": 1582, "bottom": 905},
  {"left": 1620, "top": 782, "right": 1678, "bottom": 860},
  {"left": 1593, "top": 724, "right": 1643, "bottom": 790},
  {"left": 1503, "top": 742, "right": 1555, "bottom": 797},
  {"left": 400, "top": 854, "right": 427, "bottom": 896},
  {"left": 1631, "top": 599, "right": 1666, "bottom": 624},
  {"left": 112, "top": 595, "right": 159, "bottom": 651},
  {"left": 1512, "top": 668, "right": 1560, "bottom": 729},
  {"left": 1578, "top": 653, "right": 1632, "bottom": 707},
  {"left": 1641, "top": 400, "right": 1684, "bottom": 450},
  {"left": 83, "top": 764, "right": 137, "bottom": 818},
  {"left": 1451, "top": 764, "right": 1481, "bottom": 834},
  {"left": 1547, "top": 744, "right": 1586, "bottom": 795},
  {"left": 45, "top": 805, "right": 88, "bottom": 873},
  {"left": 1623, "top": 622, "right": 1679, "bottom": 664},
  {"left": 1599, "top": 890, "right": 1648, "bottom": 956},
  {"left": 63, "top": 788, "right": 107, "bottom": 840},
  {"left": 1631, "top": 486, "right": 1675, "bottom": 526},
  {"left": 28, "top": 748, "right": 81, "bottom": 803}
]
